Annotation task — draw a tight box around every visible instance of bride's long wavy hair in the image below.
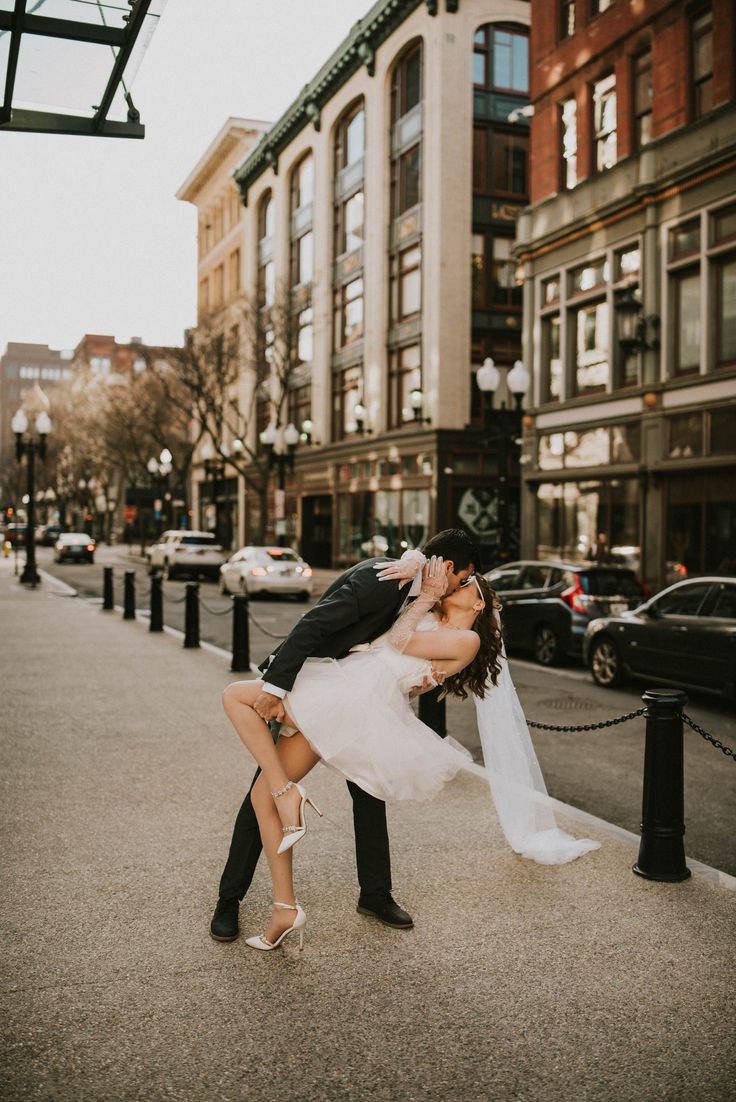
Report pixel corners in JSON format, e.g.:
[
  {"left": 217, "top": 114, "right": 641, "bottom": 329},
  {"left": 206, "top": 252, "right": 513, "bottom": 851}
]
[{"left": 440, "top": 574, "right": 503, "bottom": 701}]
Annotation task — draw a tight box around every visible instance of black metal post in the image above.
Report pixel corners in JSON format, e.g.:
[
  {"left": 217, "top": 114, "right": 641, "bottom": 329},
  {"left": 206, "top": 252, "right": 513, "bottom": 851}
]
[
  {"left": 633, "top": 689, "right": 691, "bottom": 882},
  {"left": 149, "top": 571, "right": 163, "bottom": 632},
  {"left": 184, "top": 582, "right": 200, "bottom": 648},
  {"left": 123, "top": 569, "right": 136, "bottom": 620},
  {"left": 231, "top": 592, "right": 251, "bottom": 672},
  {"left": 20, "top": 445, "right": 40, "bottom": 586},
  {"left": 418, "top": 687, "right": 447, "bottom": 738},
  {"left": 102, "top": 565, "right": 114, "bottom": 610}
]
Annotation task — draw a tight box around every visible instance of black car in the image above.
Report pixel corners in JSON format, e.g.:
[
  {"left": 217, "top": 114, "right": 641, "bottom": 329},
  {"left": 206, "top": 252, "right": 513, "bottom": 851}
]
[
  {"left": 584, "top": 577, "right": 736, "bottom": 699},
  {"left": 484, "top": 560, "right": 649, "bottom": 666},
  {"left": 54, "top": 532, "right": 96, "bottom": 564}
]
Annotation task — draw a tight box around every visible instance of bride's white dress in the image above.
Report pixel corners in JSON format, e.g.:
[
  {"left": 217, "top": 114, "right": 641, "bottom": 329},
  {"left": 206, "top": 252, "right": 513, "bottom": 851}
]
[
  {"left": 283, "top": 612, "right": 601, "bottom": 866},
  {"left": 285, "top": 616, "right": 469, "bottom": 802}
]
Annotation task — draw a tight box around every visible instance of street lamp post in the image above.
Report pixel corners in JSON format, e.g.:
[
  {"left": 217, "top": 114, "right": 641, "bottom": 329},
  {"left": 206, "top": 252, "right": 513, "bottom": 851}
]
[
  {"left": 12, "top": 406, "right": 52, "bottom": 586},
  {"left": 200, "top": 440, "right": 226, "bottom": 545},
  {"left": 260, "top": 422, "right": 300, "bottom": 547},
  {"left": 147, "top": 447, "right": 173, "bottom": 536},
  {"left": 475, "top": 358, "right": 530, "bottom": 563}
]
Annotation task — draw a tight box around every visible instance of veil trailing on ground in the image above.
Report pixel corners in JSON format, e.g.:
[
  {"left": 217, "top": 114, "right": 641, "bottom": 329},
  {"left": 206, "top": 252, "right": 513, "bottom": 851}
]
[{"left": 472, "top": 643, "right": 600, "bottom": 865}]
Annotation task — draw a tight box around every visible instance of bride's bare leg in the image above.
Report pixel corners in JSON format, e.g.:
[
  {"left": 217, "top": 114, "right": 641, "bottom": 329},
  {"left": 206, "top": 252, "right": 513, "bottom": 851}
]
[
  {"left": 250, "top": 731, "right": 320, "bottom": 943},
  {"left": 222, "top": 679, "right": 306, "bottom": 831}
]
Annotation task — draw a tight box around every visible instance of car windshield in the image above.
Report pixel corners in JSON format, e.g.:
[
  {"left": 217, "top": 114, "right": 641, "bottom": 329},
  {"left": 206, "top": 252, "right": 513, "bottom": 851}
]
[
  {"left": 180, "top": 535, "right": 217, "bottom": 545},
  {"left": 266, "top": 550, "right": 299, "bottom": 562},
  {"left": 579, "top": 570, "right": 645, "bottom": 598},
  {"left": 61, "top": 534, "right": 91, "bottom": 544}
]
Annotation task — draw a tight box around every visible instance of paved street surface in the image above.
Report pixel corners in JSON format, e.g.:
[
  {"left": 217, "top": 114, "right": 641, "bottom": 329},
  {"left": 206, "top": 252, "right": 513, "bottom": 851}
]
[
  {"left": 40, "top": 544, "right": 736, "bottom": 876},
  {"left": 2, "top": 556, "right": 735, "bottom": 1102}
]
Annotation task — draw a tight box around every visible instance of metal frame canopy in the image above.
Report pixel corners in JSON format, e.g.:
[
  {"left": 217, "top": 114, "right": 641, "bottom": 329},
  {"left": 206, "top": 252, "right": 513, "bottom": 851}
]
[{"left": 0, "top": 0, "right": 167, "bottom": 138}]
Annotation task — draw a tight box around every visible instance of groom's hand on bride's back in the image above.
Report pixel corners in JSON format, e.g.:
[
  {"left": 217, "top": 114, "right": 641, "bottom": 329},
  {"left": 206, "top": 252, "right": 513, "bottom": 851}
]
[{"left": 253, "top": 691, "right": 286, "bottom": 722}]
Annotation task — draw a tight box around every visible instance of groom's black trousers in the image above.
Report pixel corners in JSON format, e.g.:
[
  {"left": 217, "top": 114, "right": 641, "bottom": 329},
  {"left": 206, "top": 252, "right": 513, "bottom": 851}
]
[{"left": 218, "top": 768, "right": 392, "bottom": 901}]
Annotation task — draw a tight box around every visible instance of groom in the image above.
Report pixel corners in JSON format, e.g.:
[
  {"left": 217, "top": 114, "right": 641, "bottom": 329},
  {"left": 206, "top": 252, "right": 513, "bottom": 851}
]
[{"left": 210, "top": 527, "right": 481, "bottom": 941}]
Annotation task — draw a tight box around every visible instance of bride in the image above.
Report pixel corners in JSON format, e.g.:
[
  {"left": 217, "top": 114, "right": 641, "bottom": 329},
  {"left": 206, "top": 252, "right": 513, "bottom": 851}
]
[{"left": 222, "top": 556, "right": 598, "bottom": 952}]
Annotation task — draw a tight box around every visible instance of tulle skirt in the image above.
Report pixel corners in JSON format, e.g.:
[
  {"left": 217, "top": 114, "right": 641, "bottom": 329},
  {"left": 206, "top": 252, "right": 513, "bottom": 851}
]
[{"left": 284, "top": 651, "right": 472, "bottom": 802}]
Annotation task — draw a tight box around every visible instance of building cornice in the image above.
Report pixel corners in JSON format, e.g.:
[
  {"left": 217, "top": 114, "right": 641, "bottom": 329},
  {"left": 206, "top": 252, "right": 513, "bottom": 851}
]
[
  {"left": 176, "top": 117, "right": 271, "bottom": 204},
  {"left": 233, "top": 0, "right": 456, "bottom": 202}
]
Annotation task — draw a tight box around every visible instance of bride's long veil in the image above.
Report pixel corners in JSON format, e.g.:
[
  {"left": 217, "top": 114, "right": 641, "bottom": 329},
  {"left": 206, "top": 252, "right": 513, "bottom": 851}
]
[{"left": 473, "top": 641, "right": 600, "bottom": 865}]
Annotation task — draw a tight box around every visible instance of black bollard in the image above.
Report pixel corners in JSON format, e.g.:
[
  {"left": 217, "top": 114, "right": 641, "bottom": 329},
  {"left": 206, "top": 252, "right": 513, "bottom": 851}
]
[
  {"left": 183, "top": 582, "right": 200, "bottom": 648},
  {"left": 149, "top": 571, "right": 163, "bottom": 633},
  {"left": 231, "top": 592, "right": 251, "bottom": 672},
  {"left": 102, "top": 566, "right": 114, "bottom": 611},
  {"left": 123, "top": 569, "right": 136, "bottom": 620},
  {"left": 418, "top": 686, "right": 447, "bottom": 738},
  {"left": 633, "top": 689, "right": 691, "bottom": 882}
]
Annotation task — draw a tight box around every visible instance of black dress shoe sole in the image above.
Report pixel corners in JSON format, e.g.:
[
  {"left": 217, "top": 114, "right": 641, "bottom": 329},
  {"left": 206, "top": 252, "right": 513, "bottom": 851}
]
[
  {"left": 209, "top": 928, "right": 239, "bottom": 942},
  {"left": 356, "top": 905, "right": 414, "bottom": 930}
]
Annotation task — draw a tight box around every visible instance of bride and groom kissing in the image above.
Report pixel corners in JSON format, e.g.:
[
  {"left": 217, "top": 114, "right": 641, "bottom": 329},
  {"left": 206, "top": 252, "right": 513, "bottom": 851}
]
[{"left": 211, "top": 528, "right": 599, "bottom": 952}]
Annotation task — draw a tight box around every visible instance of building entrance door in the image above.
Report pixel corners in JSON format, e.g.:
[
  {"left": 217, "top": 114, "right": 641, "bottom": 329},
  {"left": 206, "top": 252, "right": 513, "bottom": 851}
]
[{"left": 301, "top": 495, "right": 333, "bottom": 567}]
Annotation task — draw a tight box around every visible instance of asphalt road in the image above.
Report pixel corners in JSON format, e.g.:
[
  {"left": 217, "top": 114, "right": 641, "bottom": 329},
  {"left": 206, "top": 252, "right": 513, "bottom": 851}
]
[{"left": 39, "top": 544, "right": 736, "bottom": 876}]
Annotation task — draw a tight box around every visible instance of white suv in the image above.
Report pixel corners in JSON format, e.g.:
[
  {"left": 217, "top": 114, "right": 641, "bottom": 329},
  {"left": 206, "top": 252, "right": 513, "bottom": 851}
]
[{"left": 147, "top": 530, "right": 227, "bottom": 581}]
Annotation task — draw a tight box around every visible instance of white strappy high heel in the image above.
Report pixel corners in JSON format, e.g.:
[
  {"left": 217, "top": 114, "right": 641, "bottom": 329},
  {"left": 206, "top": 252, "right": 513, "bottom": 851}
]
[
  {"left": 245, "top": 902, "right": 307, "bottom": 952},
  {"left": 272, "top": 780, "right": 323, "bottom": 855}
]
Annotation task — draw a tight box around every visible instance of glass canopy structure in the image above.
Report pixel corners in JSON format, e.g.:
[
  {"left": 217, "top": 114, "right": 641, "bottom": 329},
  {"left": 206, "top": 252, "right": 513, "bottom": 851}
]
[{"left": 0, "top": 0, "right": 166, "bottom": 138}]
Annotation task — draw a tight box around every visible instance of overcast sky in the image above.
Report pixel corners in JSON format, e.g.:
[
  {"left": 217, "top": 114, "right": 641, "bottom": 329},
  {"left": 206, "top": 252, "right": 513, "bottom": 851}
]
[{"left": 0, "top": 0, "right": 370, "bottom": 356}]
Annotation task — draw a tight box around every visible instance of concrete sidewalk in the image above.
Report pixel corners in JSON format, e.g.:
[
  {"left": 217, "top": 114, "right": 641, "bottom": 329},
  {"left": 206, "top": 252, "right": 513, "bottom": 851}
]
[{"left": 1, "top": 560, "right": 734, "bottom": 1102}]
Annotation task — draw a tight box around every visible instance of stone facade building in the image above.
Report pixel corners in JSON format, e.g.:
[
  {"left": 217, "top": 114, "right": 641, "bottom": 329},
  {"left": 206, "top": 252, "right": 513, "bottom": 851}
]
[
  {"left": 517, "top": 0, "right": 736, "bottom": 587},
  {"left": 182, "top": 0, "right": 532, "bottom": 565}
]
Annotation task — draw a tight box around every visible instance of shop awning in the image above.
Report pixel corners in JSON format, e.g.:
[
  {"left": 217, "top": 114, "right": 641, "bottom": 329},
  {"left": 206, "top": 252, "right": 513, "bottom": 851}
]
[{"left": 0, "top": 0, "right": 166, "bottom": 138}]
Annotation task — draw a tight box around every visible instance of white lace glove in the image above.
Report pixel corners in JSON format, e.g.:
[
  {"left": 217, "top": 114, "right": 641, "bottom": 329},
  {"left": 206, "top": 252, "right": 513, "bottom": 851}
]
[
  {"left": 386, "top": 556, "right": 448, "bottom": 653},
  {"left": 372, "top": 548, "right": 426, "bottom": 591}
]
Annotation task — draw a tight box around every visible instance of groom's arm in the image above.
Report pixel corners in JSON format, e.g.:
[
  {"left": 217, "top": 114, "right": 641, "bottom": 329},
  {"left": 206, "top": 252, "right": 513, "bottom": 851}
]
[{"left": 258, "top": 568, "right": 402, "bottom": 700}]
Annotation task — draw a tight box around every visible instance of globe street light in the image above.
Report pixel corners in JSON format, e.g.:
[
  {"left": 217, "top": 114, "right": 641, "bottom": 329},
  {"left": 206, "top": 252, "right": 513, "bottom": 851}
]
[{"left": 12, "top": 404, "right": 52, "bottom": 586}]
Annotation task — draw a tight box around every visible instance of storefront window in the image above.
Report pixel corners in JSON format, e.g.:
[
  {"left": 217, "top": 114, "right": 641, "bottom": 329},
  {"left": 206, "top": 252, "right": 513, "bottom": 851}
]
[
  {"left": 611, "top": 423, "right": 641, "bottom": 463},
  {"left": 401, "top": 488, "right": 430, "bottom": 549},
  {"left": 564, "top": 427, "right": 610, "bottom": 468},
  {"left": 573, "top": 300, "right": 609, "bottom": 393},
  {"left": 536, "top": 479, "right": 639, "bottom": 561},
  {"left": 539, "top": 433, "right": 564, "bottom": 470}
]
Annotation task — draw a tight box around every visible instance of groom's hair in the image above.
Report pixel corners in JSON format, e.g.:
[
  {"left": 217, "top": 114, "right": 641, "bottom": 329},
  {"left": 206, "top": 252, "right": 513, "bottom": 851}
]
[{"left": 423, "top": 528, "right": 481, "bottom": 572}]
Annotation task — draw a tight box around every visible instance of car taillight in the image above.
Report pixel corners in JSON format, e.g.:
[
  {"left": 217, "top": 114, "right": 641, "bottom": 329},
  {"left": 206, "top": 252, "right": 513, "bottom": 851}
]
[
  {"left": 250, "top": 566, "right": 268, "bottom": 577},
  {"left": 86, "top": 544, "right": 94, "bottom": 552},
  {"left": 561, "top": 577, "right": 588, "bottom": 614}
]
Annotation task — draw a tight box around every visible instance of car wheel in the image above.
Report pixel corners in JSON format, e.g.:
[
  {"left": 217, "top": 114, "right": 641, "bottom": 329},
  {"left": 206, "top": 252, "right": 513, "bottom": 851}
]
[
  {"left": 590, "top": 636, "right": 624, "bottom": 688},
  {"left": 297, "top": 591, "right": 310, "bottom": 602},
  {"left": 533, "top": 624, "right": 560, "bottom": 666}
]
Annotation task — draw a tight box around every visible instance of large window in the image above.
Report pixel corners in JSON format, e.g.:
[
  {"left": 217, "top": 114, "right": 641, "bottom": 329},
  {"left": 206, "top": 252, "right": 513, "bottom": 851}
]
[
  {"left": 332, "top": 364, "right": 363, "bottom": 441},
  {"left": 389, "top": 344, "right": 422, "bottom": 427},
  {"left": 334, "top": 101, "right": 365, "bottom": 259},
  {"left": 492, "top": 130, "right": 528, "bottom": 195},
  {"left": 593, "top": 74, "right": 617, "bottom": 171},
  {"left": 561, "top": 98, "right": 577, "bottom": 189},
  {"left": 691, "top": 8, "right": 713, "bottom": 120},
  {"left": 390, "top": 42, "right": 422, "bottom": 220},
  {"left": 257, "top": 191, "right": 275, "bottom": 310},
  {"left": 391, "top": 40, "right": 421, "bottom": 118},
  {"left": 391, "top": 244, "right": 422, "bottom": 322},
  {"left": 560, "top": 0, "right": 575, "bottom": 39},
  {"left": 333, "top": 277, "right": 363, "bottom": 349},
  {"left": 392, "top": 144, "right": 421, "bottom": 219},
  {"left": 633, "top": 50, "right": 652, "bottom": 149},
  {"left": 537, "top": 478, "right": 639, "bottom": 562},
  {"left": 290, "top": 153, "right": 314, "bottom": 288},
  {"left": 491, "top": 236, "right": 521, "bottom": 308},
  {"left": 473, "top": 25, "right": 528, "bottom": 93}
]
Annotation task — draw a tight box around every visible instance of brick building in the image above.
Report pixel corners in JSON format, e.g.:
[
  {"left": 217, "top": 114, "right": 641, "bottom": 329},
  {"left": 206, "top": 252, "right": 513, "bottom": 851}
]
[
  {"left": 181, "top": 0, "right": 532, "bottom": 565},
  {"left": 516, "top": 0, "right": 736, "bottom": 587}
]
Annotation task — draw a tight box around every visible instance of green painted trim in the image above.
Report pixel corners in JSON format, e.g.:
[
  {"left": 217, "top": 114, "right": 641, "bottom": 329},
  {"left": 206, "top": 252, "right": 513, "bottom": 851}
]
[{"left": 234, "top": 0, "right": 456, "bottom": 203}]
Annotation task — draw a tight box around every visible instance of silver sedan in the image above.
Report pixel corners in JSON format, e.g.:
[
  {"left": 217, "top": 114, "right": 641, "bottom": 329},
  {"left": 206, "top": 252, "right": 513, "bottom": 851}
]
[{"left": 219, "top": 546, "right": 313, "bottom": 600}]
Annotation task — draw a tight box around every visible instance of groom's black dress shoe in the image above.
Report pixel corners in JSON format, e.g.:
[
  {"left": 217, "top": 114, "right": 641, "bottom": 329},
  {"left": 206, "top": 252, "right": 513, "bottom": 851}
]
[
  {"left": 210, "top": 897, "right": 240, "bottom": 941},
  {"left": 357, "top": 891, "right": 414, "bottom": 929}
]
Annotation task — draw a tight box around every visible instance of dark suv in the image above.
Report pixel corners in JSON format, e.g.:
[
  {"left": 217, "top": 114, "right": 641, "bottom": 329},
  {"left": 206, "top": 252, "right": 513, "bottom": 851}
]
[{"left": 484, "top": 560, "right": 649, "bottom": 666}]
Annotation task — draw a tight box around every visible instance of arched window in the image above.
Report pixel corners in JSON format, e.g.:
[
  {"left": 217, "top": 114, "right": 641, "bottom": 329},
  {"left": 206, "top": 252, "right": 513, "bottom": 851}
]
[
  {"left": 334, "top": 100, "right": 365, "bottom": 260},
  {"left": 290, "top": 152, "right": 314, "bottom": 287},
  {"left": 390, "top": 40, "right": 423, "bottom": 218},
  {"left": 257, "top": 191, "right": 275, "bottom": 309}
]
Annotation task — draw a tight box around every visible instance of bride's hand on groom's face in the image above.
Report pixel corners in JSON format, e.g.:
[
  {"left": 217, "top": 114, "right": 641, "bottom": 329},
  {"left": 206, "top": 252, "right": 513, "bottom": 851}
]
[
  {"left": 420, "top": 555, "right": 448, "bottom": 601},
  {"left": 372, "top": 552, "right": 424, "bottom": 588}
]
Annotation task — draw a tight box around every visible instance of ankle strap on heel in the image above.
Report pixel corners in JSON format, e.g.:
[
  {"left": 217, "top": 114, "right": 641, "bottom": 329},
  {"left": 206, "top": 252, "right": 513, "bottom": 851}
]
[
  {"left": 271, "top": 780, "right": 294, "bottom": 799},
  {"left": 273, "top": 901, "right": 298, "bottom": 911}
]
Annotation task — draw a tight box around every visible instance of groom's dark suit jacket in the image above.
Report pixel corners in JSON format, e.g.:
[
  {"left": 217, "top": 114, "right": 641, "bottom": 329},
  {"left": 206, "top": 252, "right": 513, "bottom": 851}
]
[{"left": 258, "top": 557, "right": 407, "bottom": 693}]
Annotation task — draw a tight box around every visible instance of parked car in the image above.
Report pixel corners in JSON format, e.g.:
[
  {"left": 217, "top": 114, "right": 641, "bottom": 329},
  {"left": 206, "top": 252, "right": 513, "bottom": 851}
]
[
  {"left": 484, "top": 559, "right": 649, "bottom": 666},
  {"left": 584, "top": 577, "right": 736, "bottom": 699},
  {"left": 219, "top": 546, "right": 313, "bottom": 600},
  {"left": 35, "top": 523, "right": 64, "bottom": 546},
  {"left": 3, "top": 523, "right": 28, "bottom": 546},
  {"left": 54, "top": 533, "right": 95, "bottom": 564},
  {"left": 147, "top": 530, "right": 227, "bottom": 580}
]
